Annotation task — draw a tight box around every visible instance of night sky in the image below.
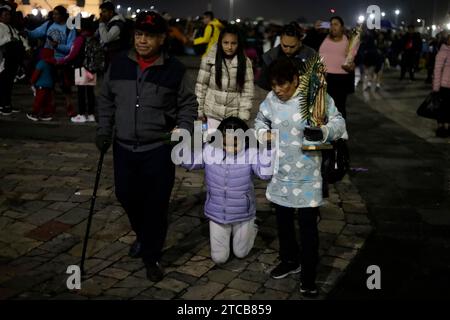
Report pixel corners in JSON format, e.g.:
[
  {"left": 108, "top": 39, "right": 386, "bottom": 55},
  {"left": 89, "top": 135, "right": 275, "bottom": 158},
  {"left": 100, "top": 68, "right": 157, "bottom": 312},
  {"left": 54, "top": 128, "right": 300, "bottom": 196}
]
[{"left": 111, "top": 0, "right": 450, "bottom": 26}]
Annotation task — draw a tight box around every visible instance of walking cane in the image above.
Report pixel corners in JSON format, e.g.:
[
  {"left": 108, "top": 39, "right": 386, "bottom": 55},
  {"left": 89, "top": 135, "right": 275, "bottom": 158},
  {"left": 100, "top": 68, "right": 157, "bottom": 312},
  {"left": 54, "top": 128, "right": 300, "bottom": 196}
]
[{"left": 80, "top": 145, "right": 107, "bottom": 276}]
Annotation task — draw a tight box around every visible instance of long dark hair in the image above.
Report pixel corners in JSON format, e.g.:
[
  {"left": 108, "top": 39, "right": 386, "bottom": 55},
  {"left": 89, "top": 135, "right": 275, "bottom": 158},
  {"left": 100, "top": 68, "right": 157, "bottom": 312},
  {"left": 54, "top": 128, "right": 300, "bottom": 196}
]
[{"left": 215, "top": 25, "right": 247, "bottom": 92}]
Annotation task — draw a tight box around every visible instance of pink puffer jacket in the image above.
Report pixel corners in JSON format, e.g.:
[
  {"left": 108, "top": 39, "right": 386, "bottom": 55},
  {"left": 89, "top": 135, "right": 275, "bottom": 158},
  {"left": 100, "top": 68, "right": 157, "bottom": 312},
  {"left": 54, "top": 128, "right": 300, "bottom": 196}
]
[{"left": 433, "top": 44, "right": 450, "bottom": 91}]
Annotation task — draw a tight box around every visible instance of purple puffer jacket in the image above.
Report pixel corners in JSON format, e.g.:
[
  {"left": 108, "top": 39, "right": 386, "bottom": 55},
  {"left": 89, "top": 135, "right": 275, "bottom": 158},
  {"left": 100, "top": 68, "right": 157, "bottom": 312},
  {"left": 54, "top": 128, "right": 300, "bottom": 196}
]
[{"left": 181, "top": 144, "right": 273, "bottom": 224}]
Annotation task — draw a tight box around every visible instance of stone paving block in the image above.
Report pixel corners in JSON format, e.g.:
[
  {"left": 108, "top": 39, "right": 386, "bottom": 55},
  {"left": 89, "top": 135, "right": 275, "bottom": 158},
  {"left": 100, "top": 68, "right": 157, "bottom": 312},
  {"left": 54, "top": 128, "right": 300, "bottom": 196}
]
[
  {"left": 251, "top": 288, "right": 289, "bottom": 300},
  {"left": 165, "top": 272, "right": 199, "bottom": 285},
  {"left": 39, "top": 233, "right": 79, "bottom": 254},
  {"left": 56, "top": 207, "right": 90, "bottom": 225},
  {"left": 19, "top": 193, "right": 42, "bottom": 201},
  {"left": 205, "top": 269, "right": 238, "bottom": 284},
  {"left": 326, "top": 246, "right": 358, "bottom": 261},
  {"left": 140, "top": 287, "right": 176, "bottom": 300},
  {"left": 92, "top": 241, "right": 129, "bottom": 261},
  {"left": 320, "top": 256, "right": 350, "bottom": 271},
  {"left": 103, "top": 287, "right": 145, "bottom": 299},
  {"left": 334, "top": 234, "right": 366, "bottom": 250},
  {"left": 177, "top": 256, "right": 215, "bottom": 278},
  {"left": 99, "top": 267, "right": 131, "bottom": 280},
  {"left": 228, "top": 278, "right": 261, "bottom": 293},
  {"left": 320, "top": 205, "right": 345, "bottom": 221},
  {"left": 345, "top": 213, "right": 371, "bottom": 225},
  {"left": 3, "top": 210, "right": 30, "bottom": 220},
  {"left": 181, "top": 281, "right": 224, "bottom": 300},
  {"left": 342, "top": 224, "right": 373, "bottom": 237},
  {"left": 93, "top": 222, "right": 131, "bottom": 242},
  {"left": 264, "top": 277, "right": 298, "bottom": 293},
  {"left": 155, "top": 277, "right": 190, "bottom": 293},
  {"left": 69, "top": 239, "right": 109, "bottom": 258},
  {"left": 46, "top": 201, "right": 79, "bottom": 213},
  {"left": 42, "top": 192, "right": 73, "bottom": 202},
  {"left": 214, "top": 288, "right": 252, "bottom": 300},
  {"left": 113, "top": 276, "right": 152, "bottom": 289},
  {"left": 239, "top": 270, "right": 270, "bottom": 283},
  {"left": 342, "top": 202, "right": 368, "bottom": 214},
  {"left": 318, "top": 220, "right": 346, "bottom": 234},
  {"left": 257, "top": 251, "right": 278, "bottom": 265},
  {"left": 25, "top": 220, "right": 72, "bottom": 241}
]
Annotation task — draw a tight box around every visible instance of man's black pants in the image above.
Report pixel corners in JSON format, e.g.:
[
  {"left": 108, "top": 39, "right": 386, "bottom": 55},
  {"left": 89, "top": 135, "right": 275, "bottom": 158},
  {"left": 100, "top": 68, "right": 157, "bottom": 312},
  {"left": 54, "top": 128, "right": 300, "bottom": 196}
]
[{"left": 113, "top": 142, "right": 175, "bottom": 265}]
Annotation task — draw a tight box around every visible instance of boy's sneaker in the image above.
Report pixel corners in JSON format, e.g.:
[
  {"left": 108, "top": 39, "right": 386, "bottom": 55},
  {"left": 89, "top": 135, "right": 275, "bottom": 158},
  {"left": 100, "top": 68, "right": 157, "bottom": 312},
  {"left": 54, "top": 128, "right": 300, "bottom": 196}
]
[
  {"left": 1, "top": 107, "right": 12, "bottom": 115},
  {"left": 270, "top": 261, "right": 301, "bottom": 279},
  {"left": 86, "top": 114, "right": 96, "bottom": 122},
  {"left": 26, "top": 113, "right": 39, "bottom": 121},
  {"left": 145, "top": 262, "right": 164, "bottom": 282},
  {"left": 40, "top": 115, "right": 53, "bottom": 121},
  {"left": 71, "top": 114, "right": 87, "bottom": 123},
  {"left": 300, "top": 283, "right": 318, "bottom": 298}
]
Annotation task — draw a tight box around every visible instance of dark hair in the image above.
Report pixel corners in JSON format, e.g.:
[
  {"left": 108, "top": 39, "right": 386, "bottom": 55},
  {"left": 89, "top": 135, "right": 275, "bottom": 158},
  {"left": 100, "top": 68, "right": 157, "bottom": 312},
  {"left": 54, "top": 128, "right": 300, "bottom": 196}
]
[
  {"left": 268, "top": 58, "right": 299, "bottom": 85},
  {"left": 281, "top": 22, "right": 303, "bottom": 39},
  {"left": 53, "top": 5, "right": 68, "bottom": 20},
  {"left": 330, "top": 16, "right": 344, "bottom": 27},
  {"left": 215, "top": 25, "right": 247, "bottom": 92},
  {"left": 81, "top": 17, "right": 95, "bottom": 32},
  {"left": 217, "top": 117, "right": 250, "bottom": 150},
  {"left": 100, "top": 1, "right": 115, "bottom": 12},
  {"left": 204, "top": 11, "right": 214, "bottom": 19}
]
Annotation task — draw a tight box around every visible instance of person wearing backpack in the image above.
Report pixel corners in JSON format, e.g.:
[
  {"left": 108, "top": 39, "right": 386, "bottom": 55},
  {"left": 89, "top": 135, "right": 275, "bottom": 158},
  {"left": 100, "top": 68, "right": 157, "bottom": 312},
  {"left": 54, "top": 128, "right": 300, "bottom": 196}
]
[
  {"left": 98, "top": 1, "right": 128, "bottom": 65},
  {"left": 55, "top": 18, "right": 104, "bottom": 123},
  {"left": 0, "top": 4, "right": 29, "bottom": 116},
  {"left": 27, "top": 5, "right": 77, "bottom": 117}
]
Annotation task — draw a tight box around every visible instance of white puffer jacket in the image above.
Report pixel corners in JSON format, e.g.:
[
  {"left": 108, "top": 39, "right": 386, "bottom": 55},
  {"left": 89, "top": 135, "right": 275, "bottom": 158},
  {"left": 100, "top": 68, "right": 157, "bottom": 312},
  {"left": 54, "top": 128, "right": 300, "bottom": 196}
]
[{"left": 195, "top": 44, "right": 254, "bottom": 121}]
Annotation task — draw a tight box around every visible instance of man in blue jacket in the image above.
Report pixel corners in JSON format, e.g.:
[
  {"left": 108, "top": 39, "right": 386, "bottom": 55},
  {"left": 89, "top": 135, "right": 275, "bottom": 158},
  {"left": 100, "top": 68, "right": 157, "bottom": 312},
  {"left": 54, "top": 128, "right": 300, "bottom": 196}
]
[{"left": 96, "top": 11, "right": 198, "bottom": 282}]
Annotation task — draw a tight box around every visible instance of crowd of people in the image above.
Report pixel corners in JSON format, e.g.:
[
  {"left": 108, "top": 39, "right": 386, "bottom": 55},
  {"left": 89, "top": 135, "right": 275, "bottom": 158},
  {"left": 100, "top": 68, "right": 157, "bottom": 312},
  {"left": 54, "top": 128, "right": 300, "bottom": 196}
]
[{"left": 1, "top": 1, "right": 450, "bottom": 298}]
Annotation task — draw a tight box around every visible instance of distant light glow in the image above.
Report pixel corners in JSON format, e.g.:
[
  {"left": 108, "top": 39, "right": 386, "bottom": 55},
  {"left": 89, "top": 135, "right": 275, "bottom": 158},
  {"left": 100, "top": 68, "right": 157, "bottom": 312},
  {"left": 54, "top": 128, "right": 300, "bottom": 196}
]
[
  {"left": 40, "top": 9, "right": 48, "bottom": 16},
  {"left": 116, "top": 5, "right": 121, "bottom": 10},
  {"left": 369, "top": 13, "right": 375, "bottom": 20},
  {"left": 381, "top": 12, "right": 386, "bottom": 17},
  {"left": 136, "top": 9, "right": 141, "bottom": 13},
  {"left": 236, "top": 18, "right": 241, "bottom": 23},
  {"left": 358, "top": 15, "right": 365, "bottom": 24},
  {"left": 395, "top": 9, "right": 400, "bottom": 15},
  {"left": 131, "top": 14, "right": 137, "bottom": 19},
  {"left": 81, "top": 11, "right": 89, "bottom": 18},
  {"left": 31, "top": 8, "right": 39, "bottom": 16},
  {"left": 432, "top": 25, "right": 437, "bottom": 30}
]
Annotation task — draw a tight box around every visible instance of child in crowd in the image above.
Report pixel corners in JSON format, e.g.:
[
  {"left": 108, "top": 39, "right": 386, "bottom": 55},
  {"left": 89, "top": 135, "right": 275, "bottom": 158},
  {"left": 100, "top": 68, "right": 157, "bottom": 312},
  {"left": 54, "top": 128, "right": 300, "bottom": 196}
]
[
  {"left": 177, "top": 117, "right": 273, "bottom": 264},
  {"left": 26, "top": 48, "right": 55, "bottom": 121}
]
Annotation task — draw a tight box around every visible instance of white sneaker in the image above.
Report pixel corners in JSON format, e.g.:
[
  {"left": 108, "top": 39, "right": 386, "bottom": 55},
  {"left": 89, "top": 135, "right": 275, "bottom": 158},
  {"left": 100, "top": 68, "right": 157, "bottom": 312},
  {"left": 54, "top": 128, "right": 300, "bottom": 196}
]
[
  {"left": 71, "top": 114, "right": 87, "bottom": 123},
  {"left": 86, "top": 114, "right": 96, "bottom": 122}
]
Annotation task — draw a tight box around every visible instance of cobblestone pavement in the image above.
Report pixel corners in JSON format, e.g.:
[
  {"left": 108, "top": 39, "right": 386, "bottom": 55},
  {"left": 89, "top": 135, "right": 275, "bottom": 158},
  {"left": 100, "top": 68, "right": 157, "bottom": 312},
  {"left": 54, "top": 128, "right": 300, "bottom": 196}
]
[
  {"left": 0, "top": 138, "right": 371, "bottom": 300},
  {"left": 0, "top": 58, "right": 372, "bottom": 300}
]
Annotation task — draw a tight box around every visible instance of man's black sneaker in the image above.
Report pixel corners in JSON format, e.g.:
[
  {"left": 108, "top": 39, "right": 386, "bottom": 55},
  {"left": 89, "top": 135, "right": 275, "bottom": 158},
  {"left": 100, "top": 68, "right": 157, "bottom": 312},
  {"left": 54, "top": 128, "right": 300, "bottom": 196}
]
[
  {"left": 270, "top": 262, "right": 301, "bottom": 279},
  {"left": 145, "top": 262, "right": 164, "bottom": 282},
  {"left": 300, "top": 283, "right": 318, "bottom": 298},
  {"left": 11, "top": 106, "right": 20, "bottom": 113},
  {"left": 128, "top": 240, "right": 142, "bottom": 258}
]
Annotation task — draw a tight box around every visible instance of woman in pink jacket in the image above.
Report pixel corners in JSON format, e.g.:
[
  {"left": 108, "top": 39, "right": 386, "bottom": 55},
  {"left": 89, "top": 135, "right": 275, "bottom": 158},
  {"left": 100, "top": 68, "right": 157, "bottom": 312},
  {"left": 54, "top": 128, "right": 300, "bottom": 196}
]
[{"left": 433, "top": 34, "right": 450, "bottom": 138}]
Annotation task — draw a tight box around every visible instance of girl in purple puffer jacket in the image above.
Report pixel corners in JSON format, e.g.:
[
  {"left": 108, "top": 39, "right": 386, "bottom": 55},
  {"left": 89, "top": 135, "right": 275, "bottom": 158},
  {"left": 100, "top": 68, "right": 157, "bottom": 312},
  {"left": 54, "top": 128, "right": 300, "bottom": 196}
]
[{"left": 178, "top": 117, "right": 273, "bottom": 264}]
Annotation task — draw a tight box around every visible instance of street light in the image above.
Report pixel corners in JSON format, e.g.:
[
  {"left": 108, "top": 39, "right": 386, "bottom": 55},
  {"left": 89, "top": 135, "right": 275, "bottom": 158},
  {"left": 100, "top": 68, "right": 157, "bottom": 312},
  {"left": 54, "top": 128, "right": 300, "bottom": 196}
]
[
  {"left": 236, "top": 18, "right": 241, "bottom": 23},
  {"left": 31, "top": 8, "right": 39, "bottom": 16},
  {"left": 358, "top": 15, "right": 365, "bottom": 24},
  {"left": 381, "top": 12, "right": 386, "bottom": 17},
  {"left": 394, "top": 9, "right": 400, "bottom": 25},
  {"left": 447, "top": 23, "right": 450, "bottom": 30},
  {"left": 136, "top": 9, "right": 141, "bottom": 13},
  {"left": 127, "top": 7, "right": 131, "bottom": 12},
  {"left": 116, "top": 5, "right": 120, "bottom": 10}
]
